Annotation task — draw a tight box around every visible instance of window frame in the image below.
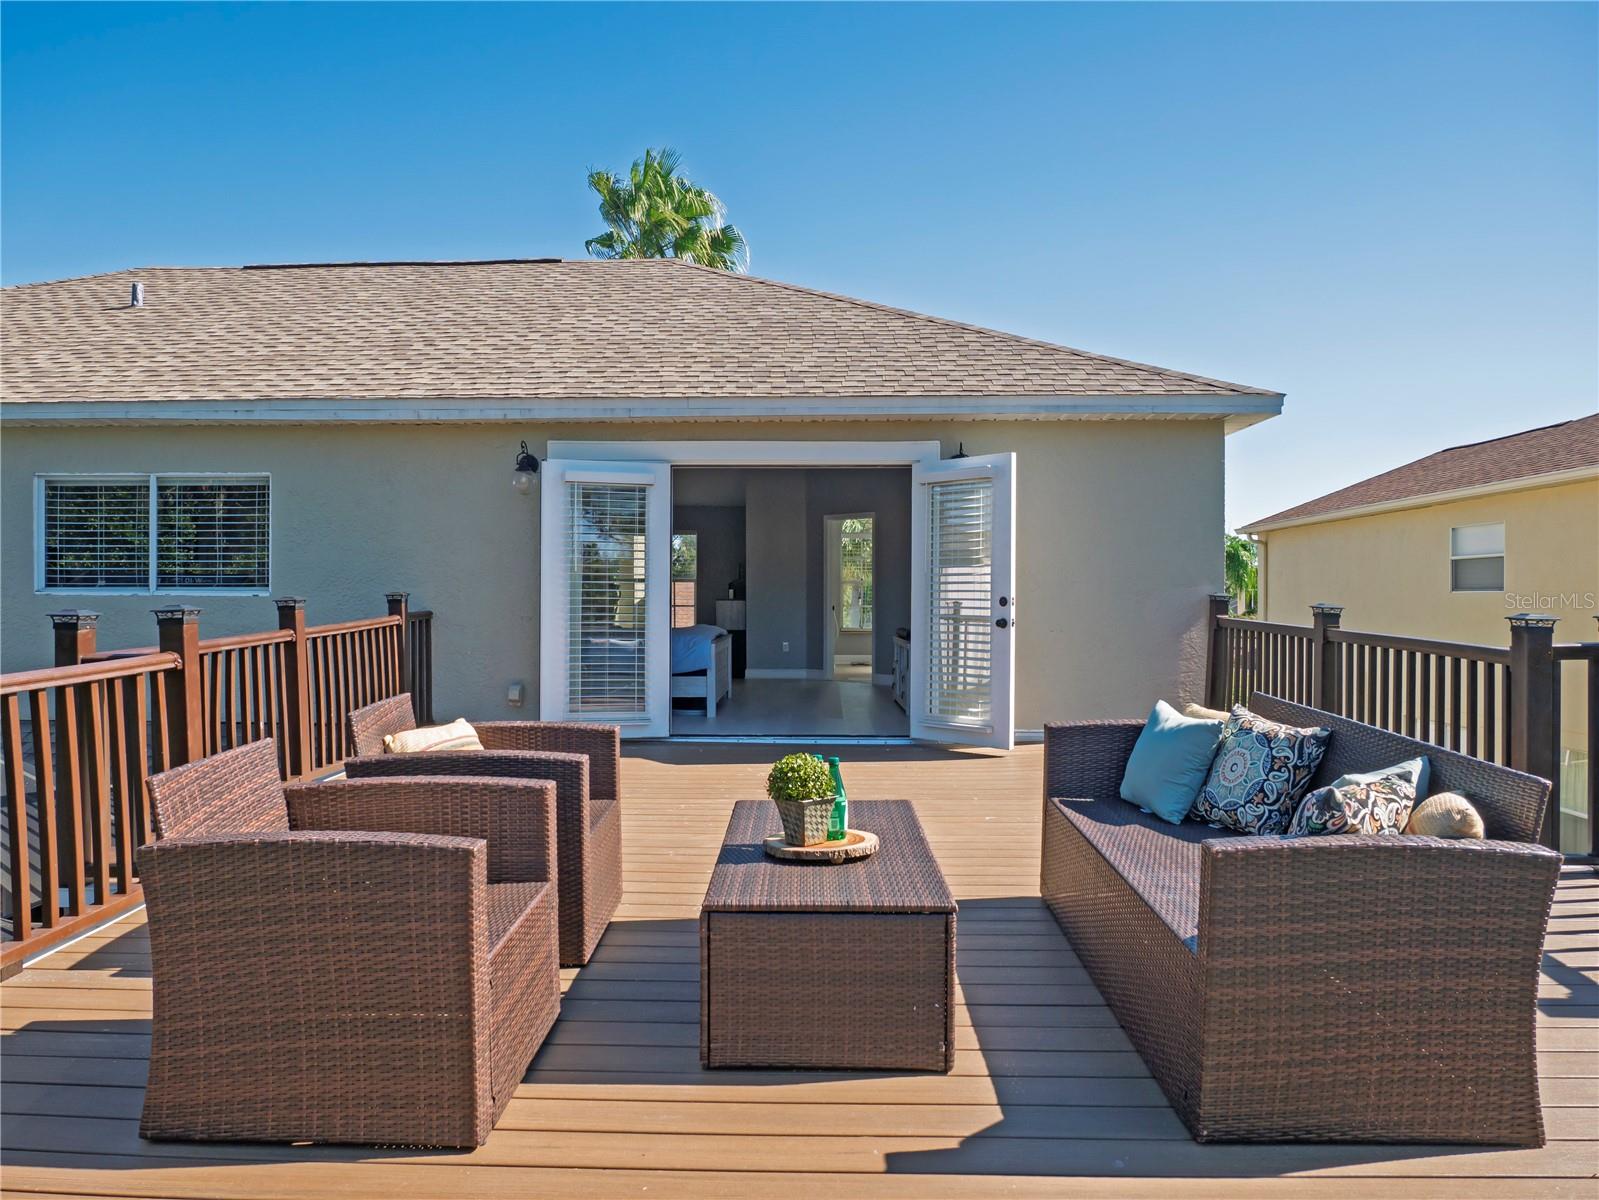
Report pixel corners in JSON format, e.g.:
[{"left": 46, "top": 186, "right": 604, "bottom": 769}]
[
  {"left": 670, "top": 530, "right": 699, "bottom": 629},
  {"left": 1448, "top": 521, "right": 1505, "bottom": 594},
  {"left": 34, "top": 472, "right": 273, "bottom": 596}
]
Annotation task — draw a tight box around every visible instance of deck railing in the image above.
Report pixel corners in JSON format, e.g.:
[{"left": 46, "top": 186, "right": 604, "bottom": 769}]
[
  {"left": 0, "top": 592, "right": 434, "bottom": 974},
  {"left": 1207, "top": 596, "right": 1597, "bottom": 858}
]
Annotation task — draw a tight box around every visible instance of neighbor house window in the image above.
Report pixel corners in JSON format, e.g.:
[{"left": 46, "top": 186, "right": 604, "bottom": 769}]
[
  {"left": 839, "top": 517, "right": 874, "bottom": 631},
  {"left": 671, "top": 532, "right": 698, "bottom": 628},
  {"left": 1450, "top": 523, "right": 1504, "bottom": 593},
  {"left": 39, "top": 475, "right": 270, "bottom": 593}
]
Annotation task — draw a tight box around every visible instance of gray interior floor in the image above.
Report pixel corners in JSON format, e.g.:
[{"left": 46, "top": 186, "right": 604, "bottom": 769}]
[{"left": 671, "top": 677, "right": 908, "bottom": 737}]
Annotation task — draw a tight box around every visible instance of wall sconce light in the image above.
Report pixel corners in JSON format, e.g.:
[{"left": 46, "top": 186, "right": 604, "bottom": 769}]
[{"left": 512, "top": 441, "right": 539, "bottom": 494}]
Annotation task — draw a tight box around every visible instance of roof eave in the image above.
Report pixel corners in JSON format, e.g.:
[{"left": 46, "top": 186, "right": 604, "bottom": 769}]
[
  {"left": 0, "top": 393, "right": 1285, "bottom": 428},
  {"left": 1240, "top": 464, "right": 1599, "bottom": 534}
]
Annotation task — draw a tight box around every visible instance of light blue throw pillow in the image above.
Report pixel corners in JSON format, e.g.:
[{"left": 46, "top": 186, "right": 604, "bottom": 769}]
[{"left": 1119, "top": 700, "right": 1226, "bottom": 825}]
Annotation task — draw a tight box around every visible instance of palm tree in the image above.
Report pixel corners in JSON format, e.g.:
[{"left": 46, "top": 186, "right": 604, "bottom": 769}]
[
  {"left": 1225, "top": 533, "right": 1258, "bottom": 616},
  {"left": 584, "top": 148, "right": 748, "bottom": 272}
]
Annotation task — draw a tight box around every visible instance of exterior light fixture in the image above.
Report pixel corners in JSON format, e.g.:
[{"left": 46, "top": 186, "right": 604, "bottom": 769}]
[{"left": 512, "top": 441, "right": 539, "bottom": 494}]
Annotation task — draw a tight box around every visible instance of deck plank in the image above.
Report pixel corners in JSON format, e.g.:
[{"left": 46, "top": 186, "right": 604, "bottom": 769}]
[{"left": 3, "top": 742, "right": 1595, "bottom": 1199}]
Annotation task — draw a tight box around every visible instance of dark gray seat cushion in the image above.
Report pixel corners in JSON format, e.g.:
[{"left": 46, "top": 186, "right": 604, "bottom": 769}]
[{"left": 1051, "top": 797, "right": 1240, "bottom": 951}]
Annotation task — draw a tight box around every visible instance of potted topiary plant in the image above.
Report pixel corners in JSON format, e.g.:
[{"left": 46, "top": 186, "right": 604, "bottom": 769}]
[{"left": 766, "top": 753, "right": 837, "bottom": 846}]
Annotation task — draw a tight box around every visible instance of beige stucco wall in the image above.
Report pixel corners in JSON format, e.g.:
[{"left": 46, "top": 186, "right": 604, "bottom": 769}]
[
  {"left": 1257, "top": 478, "right": 1598, "bottom": 753},
  {"left": 1, "top": 418, "right": 1227, "bottom": 732}
]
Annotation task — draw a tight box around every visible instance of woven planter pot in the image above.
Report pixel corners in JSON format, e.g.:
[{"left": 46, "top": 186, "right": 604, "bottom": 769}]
[{"left": 774, "top": 796, "right": 836, "bottom": 847}]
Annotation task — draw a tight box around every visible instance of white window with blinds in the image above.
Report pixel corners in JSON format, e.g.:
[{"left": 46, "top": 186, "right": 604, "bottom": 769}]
[{"left": 36, "top": 474, "right": 270, "bottom": 594}]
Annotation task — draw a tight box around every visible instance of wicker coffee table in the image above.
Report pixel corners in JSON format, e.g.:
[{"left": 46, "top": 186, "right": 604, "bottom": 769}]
[{"left": 699, "top": 799, "right": 956, "bottom": 1072}]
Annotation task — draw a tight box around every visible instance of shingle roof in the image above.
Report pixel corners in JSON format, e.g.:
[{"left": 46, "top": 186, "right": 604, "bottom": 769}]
[
  {"left": 1, "top": 259, "right": 1278, "bottom": 406},
  {"left": 1242, "top": 412, "right": 1599, "bottom": 532}
]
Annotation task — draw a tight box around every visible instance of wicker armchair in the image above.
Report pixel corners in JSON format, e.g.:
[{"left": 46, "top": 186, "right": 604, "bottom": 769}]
[
  {"left": 344, "top": 694, "right": 622, "bottom": 966},
  {"left": 139, "top": 738, "right": 560, "bottom": 1148},
  {"left": 1039, "top": 693, "right": 1561, "bottom": 1146}
]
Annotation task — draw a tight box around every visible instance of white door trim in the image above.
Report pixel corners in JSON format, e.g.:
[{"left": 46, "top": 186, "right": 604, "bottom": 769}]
[
  {"left": 542, "top": 438, "right": 1023, "bottom": 748},
  {"left": 549, "top": 439, "right": 941, "bottom": 467}
]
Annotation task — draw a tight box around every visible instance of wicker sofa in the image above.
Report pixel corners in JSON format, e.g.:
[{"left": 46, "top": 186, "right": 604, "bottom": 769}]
[
  {"left": 344, "top": 694, "right": 622, "bottom": 966},
  {"left": 1040, "top": 693, "right": 1562, "bottom": 1146},
  {"left": 138, "top": 738, "right": 561, "bottom": 1147}
]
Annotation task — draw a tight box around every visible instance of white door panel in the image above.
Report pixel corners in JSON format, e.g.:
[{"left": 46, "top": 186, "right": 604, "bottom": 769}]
[
  {"left": 540, "top": 459, "right": 671, "bottom": 737},
  {"left": 909, "top": 453, "right": 1016, "bottom": 748}
]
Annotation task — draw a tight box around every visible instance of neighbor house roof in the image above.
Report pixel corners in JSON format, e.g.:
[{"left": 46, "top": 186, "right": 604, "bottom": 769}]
[
  {"left": 1241, "top": 412, "right": 1599, "bottom": 533},
  {"left": 1, "top": 259, "right": 1280, "bottom": 425}
]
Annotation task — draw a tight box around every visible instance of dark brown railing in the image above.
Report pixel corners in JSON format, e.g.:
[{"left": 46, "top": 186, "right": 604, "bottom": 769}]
[
  {"left": 1207, "top": 596, "right": 1598, "bottom": 859},
  {"left": 0, "top": 592, "right": 434, "bottom": 974},
  {"left": 409, "top": 609, "right": 435, "bottom": 724}
]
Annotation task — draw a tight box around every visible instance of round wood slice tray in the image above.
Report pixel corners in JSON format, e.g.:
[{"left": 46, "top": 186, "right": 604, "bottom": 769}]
[{"left": 763, "top": 829, "right": 879, "bottom": 864}]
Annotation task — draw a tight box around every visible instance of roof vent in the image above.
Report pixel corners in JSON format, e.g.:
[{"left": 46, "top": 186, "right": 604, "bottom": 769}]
[{"left": 130, "top": 282, "right": 145, "bottom": 307}]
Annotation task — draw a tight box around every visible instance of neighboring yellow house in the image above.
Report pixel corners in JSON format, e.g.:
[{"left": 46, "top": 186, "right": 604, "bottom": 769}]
[{"left": 1242, "top": 412, "right": 1599, "bottom": 847}]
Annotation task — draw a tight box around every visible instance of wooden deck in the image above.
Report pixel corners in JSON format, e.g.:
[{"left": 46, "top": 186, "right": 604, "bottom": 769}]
[{"left": 3, "top": 744, "right": 1596, "bottom": 1198}]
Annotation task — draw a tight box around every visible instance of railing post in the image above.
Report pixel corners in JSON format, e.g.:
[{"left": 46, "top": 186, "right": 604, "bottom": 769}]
[
  {"left": 276, "top": 598, "right": 312, "bottom": 779},
  {"left": 1204, "top": 593, "right": 1231, "bottom": 708},
  {"left": 50, "top": 610, "right": 99, "bottom": 667},
  {"left": 1507, "top": 613, "right": 1560, "bottom": 850},
  {"left": 48, "top": 610, "right": 98, "bottom": 907},
  {"left": 154, "top": 607, "right": 203, "bottom": 766},
  {"left": 386, "top": 591, "right": 411, "bottom": 699},
  {"left": 1309, "top": 603, "right": 1343, "bottom": 714}
]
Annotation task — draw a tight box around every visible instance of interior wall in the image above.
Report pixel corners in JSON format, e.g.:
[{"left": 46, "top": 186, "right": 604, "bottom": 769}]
[
  {"left": 744, "top": 470, "right": 810, "bottom": 672},
  {"left": 672, "top": 504, "right": 745, "bottom": 625}
]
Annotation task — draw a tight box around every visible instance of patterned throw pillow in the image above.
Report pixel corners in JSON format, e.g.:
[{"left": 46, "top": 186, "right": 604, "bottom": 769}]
[
  {"left": 1286, "top": 772, "right": 1419, "bottom": 837},
  {"left": 1191, "top": 707, "right": 1331, "bottom": 835}
]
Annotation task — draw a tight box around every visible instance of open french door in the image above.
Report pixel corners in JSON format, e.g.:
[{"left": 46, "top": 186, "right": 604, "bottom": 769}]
[
  {"left": 539, "top": 459, "right": 672, "bottom": 738},
  {"left": 909, "top": 452, "right": 1016, "bottom": 749}
]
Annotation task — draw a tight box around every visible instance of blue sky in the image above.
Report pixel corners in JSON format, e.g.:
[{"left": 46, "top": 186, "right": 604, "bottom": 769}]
[{"left": 4, "top": 2, "right": 1594, "bottom": 528}]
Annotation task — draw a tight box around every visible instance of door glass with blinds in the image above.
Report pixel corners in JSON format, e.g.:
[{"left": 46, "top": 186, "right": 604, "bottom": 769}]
[
  {"left": 541, "top": 460, "right": 671, "bottom": 737},
  {"left": 568, "top": 482, "right": 650, "bottom": 716},
  {"left": 927, "top": 479, "right": 994, "bottom": 727},
  {"left": 39, "top": 474, "right": 270, "bottom": 593},
  {"left": 910, "top": 453, "right": 1015, "bottom": 749}
]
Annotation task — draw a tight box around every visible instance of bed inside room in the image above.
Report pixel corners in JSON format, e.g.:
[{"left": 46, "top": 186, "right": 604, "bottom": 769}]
[{"left": 670, "top": 466, "right": 910, "bottom": 738}]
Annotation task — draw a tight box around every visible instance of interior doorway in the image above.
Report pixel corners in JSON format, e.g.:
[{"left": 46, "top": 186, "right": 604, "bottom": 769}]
[
  {"left": 822, "top": 513, "right": 875, "bottom": 681},
  {"left": 668, "top": 469, "right": 907, "bottom": 738}
]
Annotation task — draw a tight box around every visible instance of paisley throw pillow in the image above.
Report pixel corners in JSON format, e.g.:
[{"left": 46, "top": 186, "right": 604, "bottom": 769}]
[
  {"left": 1286, "top": 772, "right": 1419, "bottom": 837},
  {"left": 1192, "top": 706, "right": 1331, "bottom": 835}
]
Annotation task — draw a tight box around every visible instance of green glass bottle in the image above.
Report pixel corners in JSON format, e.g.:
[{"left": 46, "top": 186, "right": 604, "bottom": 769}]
[{"left": 827, "top": 757, "right": 847, "bottom": 841}]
